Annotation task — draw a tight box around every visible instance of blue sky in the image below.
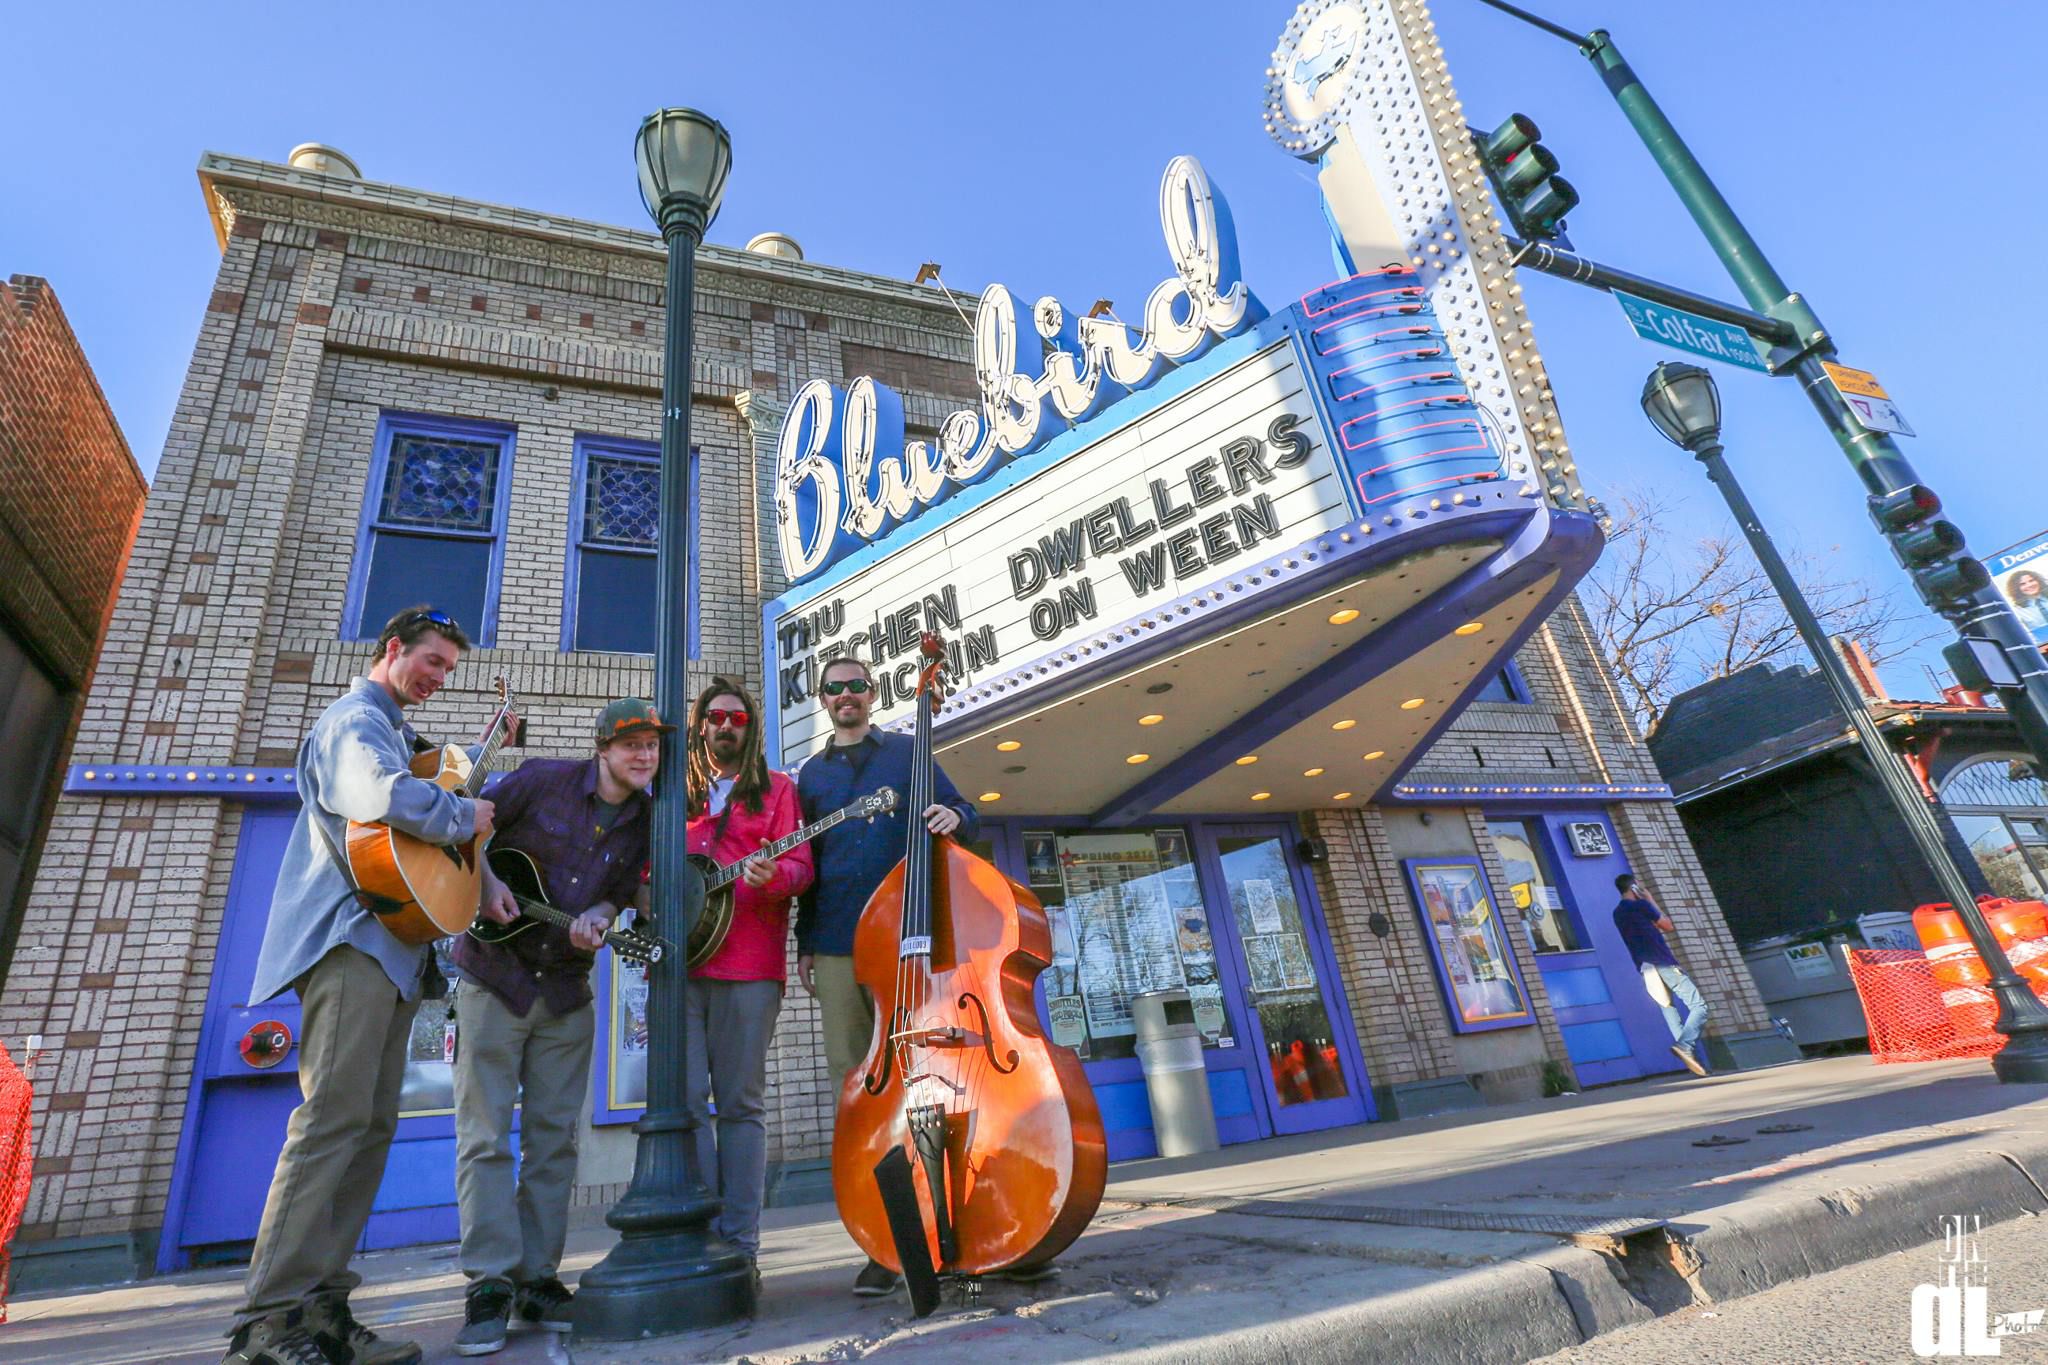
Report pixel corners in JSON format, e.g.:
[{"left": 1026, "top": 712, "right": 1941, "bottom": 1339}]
[{"left": 4, "top": 0, "right": 2041, "bottom": 691}]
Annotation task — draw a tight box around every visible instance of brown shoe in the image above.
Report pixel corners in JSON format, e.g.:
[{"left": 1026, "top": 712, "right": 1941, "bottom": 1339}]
[
  {"left": 1672, "top": 1044, "right": 1709, "bottom": 1077},
  {"left": 304, "top": 1293, "right": 423, "bottom": 1365}
]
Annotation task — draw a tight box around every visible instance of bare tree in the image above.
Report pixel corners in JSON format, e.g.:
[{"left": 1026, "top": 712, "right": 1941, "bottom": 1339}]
[{"left": 1583, "top": 490, "right": 1936, "bottom": 731}]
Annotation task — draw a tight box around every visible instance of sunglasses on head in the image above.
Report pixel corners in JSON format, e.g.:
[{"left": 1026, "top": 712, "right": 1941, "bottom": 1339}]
[
  {"left": 821, "top": 678, "right": 873, "bottom": 696},
  {"left": 404, "top": 608, "right": 462, "bottom": 632},
  {"left": 703, "top": 708, "right": 750, "bottom": 728}
]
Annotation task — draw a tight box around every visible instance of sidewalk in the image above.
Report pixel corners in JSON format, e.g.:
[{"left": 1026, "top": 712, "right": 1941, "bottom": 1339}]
[{"left": 9, "top": 1055, "right": 2048, "bottom": 1364}]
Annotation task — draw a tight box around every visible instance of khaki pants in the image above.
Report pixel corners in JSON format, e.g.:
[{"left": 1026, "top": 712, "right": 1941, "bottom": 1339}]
[
  {"left": 811, "top": 953, "right": 874, "bottom": 1084},
  {"left": 238, "top": 945, "right": 420, "bottom": 1327},
  {"left": 452, "top": 980, "right": 596, "bottom": 1284}
]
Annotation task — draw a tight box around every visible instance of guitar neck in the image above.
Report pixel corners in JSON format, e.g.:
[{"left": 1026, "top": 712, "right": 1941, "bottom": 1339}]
[
  {"left": 701, "top": 802, "right": 860, "bottom": 893},
  {"left": 461, "top": 711, "right": 514, "bottom": 799}
]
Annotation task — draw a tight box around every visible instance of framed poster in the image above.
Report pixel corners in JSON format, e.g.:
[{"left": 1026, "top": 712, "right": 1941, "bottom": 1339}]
[
  {"left": 1402, "top": 857, "right": 1533, "bottom": 1032},
  {"left": 1563, "top": 822, "right": 1614, "bottom": 858}
]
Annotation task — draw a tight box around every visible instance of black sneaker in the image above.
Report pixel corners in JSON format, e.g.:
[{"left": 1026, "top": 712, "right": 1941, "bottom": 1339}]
[
  {"left": 851, "top": 1258, "right": 901, "bottom": 1297},
  {"left": 995, "top": 1263, "right": 1060, "bottom": 1283},
  {"left": 303, "top": 1292, "right": 423, "bottom": 1365},
  {"left": 454, "top": 1278, "right": 513, "bottom": 1357},
  {"left": 513, "top": 1276, "right": 573, "bottom": 1333},
  {"left": 222, "top": 1311, "right": 331, "bottom": 1365}
]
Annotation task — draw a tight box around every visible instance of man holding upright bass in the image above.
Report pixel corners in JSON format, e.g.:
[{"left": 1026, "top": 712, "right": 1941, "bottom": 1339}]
[{"left": 796, "top": 654, "right": 978, "bottom": 1298}]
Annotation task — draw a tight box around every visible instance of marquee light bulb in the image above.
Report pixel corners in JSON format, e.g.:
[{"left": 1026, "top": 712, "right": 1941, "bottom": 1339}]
[
  {"left": 1126, "top": 753, "right": 1151, "bottom": 765},
  {"left": 1236, "top": 755, "right": 1260, "bottom": 766},
  {"left": 1329, "top": 608, "right": 1360, "bottom": 625},
  {"left": 1334, "top": 791, "right": 1354, "bottom": 801},
  {"left": 1331, "top": 719, "right": 1357, "bottom": 731},
  {"left": 1138, "top": 713, "right": 1164, "bottom": 726},
  {"left": 978, "top": 792, "right": 1002, "bottom": 803},
  {"left": 1400, "top": 698, "right": 1426, "bottom": 711},
  {"left": 1304, "top": 767, "right": 1325, "bottom": 777},
  {"left": 1251, "top": 792, "right": 1272, "bottom": 801},
  {"left": 1364, "top": 750, "right": 1386, "bottom": 761},
  {"left": 996, "top": 740, "right": 1022, "bottom": 752}
]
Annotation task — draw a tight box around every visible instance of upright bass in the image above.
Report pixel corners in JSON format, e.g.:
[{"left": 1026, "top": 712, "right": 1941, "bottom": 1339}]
[{"left": 833, "top": 633, "right": 1106, "bottom": 1316}]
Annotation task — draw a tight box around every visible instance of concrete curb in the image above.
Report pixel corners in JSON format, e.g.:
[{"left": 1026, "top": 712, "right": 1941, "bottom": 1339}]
[{"left": 1116, "top": 1134, "right": 2048, "bottom": 1364}]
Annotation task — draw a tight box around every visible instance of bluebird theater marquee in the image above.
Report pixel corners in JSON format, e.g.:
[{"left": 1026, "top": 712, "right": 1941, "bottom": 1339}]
[{"left": 762, "top": 0, "right": 1604, "bottom": 821}]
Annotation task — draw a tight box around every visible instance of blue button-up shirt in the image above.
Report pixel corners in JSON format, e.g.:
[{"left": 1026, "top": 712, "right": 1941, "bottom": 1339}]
[
  {"left": 795, "top": 731, "right": 978, "bottom": 957},
  {"left": 250, "top": 677, "right": 479, "bottom": 1004}
]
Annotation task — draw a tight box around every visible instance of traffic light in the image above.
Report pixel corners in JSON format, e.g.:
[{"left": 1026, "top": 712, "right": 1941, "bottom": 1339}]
[
  {"left": 1870, "top": 484, "right": 1990, "bottom": 610},
  {"left": 1477, "top": 114, "right": 1580, "bottom": 242}
]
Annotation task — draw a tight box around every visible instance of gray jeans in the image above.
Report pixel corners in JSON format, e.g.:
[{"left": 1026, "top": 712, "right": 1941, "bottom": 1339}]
[
  {"left": 452, "top": 980, "right": 596, "bottom": 1284},
  {"left": 685, "top": 977, "right": 783, "bottom": 1257},
  {"left": 238, "top": 945, "right": 419, "bottom": 1328}
]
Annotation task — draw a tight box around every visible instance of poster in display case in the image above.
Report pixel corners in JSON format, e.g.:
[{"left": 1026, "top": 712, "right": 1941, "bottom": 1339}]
[{"left": 1401, "top": 857, "right": 1533, "bottom": 1032}]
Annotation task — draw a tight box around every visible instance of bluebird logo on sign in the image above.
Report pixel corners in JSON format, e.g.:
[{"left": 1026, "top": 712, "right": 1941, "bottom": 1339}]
[
  {"left": 774, "top": 156, "right": 1266, "bottom": 585},
  {"left": 1613, "top": 290, "right": 1769, "bottom": 373}
]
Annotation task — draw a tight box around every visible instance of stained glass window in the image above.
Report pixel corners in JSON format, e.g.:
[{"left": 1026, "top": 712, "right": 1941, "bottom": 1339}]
[
  {"left": 350, "top": 415, "right": 514, "bottom": 646},
  {"left": 585, "top": 455, "right": 660, "bottom": 548},
  {"left": 380, "top": 435, "right": 501, "bottom": 531},
  {"left": 566, "top": 438, "right": 695, "bottom": 657}
]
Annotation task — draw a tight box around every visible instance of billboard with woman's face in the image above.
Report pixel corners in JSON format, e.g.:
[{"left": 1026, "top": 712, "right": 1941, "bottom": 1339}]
[{"left": 1989, "top": 532, "right": 2048, "bottom": 642}]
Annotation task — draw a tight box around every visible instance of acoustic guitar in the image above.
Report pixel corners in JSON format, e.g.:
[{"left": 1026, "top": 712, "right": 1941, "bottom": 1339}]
[
  {"left": 468, "top": 846, "right": 668, "bottom": 965},
  {"left": 684, "top": 788, "right": 898, "bottom": 968},
  {"left": 345, "top": 675, "right": 519, "bottom": 947}
]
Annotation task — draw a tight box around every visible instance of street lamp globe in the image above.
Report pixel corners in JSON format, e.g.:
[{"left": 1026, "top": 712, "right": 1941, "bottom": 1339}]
[
  {"left": 635, "top": 108, "right": 732, "bottom": 235},
  {"left": 1640, "top": 360, "right": 1722, "bottom": 451}
]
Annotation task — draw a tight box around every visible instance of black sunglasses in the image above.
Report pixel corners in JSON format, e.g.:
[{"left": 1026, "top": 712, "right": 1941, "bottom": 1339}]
[{"left": 821, "top": 678, "right": 873, "bottom": 696}]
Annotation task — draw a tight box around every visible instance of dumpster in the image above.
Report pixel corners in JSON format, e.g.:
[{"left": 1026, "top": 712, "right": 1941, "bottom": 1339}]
[
  {"left": 1131, "top": 989, "right": 1219, "bottom": 1157},
  {"left": 1739, "top": 923, "right": 1865, "bottom": 1046}
]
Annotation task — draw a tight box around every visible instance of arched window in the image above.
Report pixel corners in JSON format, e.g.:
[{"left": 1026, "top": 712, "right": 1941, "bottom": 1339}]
[{"left": 1941, "top": 757, "right": 2048, "bottom": 900}]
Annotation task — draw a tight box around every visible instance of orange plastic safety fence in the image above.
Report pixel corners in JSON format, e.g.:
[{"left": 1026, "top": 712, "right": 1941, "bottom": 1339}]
[
  {"left": 0, "top": 1041, "right": 32, "bottom": 1323},
  {"left": 1847, "top": 947, "right": 2048, "bottom": 1064}
]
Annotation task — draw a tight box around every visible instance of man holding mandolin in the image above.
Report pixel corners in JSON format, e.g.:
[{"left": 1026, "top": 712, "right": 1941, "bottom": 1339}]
[
  {"left": 446, "top": 697, "right": 665, "bottom": 1355},
  {"left": 228, "top": 606, "right": 490, "bottom": 1365},
  {"left": 682, "top": 676, "right": 813, "bottom": 1287}
]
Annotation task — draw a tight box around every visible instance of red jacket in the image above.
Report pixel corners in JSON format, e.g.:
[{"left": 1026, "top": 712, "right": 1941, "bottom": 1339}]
[{"left": 686, "top": 770, "right": 813, "bottom": 982}]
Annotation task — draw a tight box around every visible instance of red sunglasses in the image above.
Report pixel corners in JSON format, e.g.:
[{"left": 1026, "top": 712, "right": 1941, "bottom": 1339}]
[{"left": 704, "top": 708, "right": 751, "bottom": 728}]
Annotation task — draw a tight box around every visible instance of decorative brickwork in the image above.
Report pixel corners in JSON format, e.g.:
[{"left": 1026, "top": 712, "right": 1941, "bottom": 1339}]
[{"left": 0, "top": 155, "right": 1762, "bottom": 1262}]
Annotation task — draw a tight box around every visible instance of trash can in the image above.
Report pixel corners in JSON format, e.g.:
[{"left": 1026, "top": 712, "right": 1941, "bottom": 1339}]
[{"left": 1131, "top": 989, "right": 1219, "bottom": 1157}]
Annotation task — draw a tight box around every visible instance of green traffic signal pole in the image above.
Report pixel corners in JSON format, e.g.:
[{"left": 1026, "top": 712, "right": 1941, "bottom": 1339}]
[{"left": 1471, "top": 0, "right": 2048, "bottom": 1081}]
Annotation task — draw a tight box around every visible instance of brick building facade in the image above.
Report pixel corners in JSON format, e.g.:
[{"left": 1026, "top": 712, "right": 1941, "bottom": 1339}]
[
  {"left": 0, "top": 274, "right": 147, "bottom": 985},
  {"left": 0, "top": 147, "right": 1779, "bottom": 1285}
]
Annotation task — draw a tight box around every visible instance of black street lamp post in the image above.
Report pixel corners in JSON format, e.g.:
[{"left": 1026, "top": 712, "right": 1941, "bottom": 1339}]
[
  {"left": 573, "top": 108, "right": 755, "bottom": 1340},
  {"left": 1642, "top": 361, "right": 2048, "bottom": 1084}
]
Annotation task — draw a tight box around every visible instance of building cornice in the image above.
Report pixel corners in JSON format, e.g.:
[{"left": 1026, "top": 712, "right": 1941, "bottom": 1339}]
[{"left": 196, "top": 152, "right": 974, "bottom": 321}]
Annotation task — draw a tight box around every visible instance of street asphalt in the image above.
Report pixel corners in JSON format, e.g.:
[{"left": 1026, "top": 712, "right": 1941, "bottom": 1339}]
[{"left": 7, "top": 1054, "right": 2048, "bottom": 1364}]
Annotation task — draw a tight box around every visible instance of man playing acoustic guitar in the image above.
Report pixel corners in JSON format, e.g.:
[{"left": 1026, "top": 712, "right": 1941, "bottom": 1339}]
[
  {"left": 447, "top": 697, "right": 665, "bottom": 1355},
  {"left": 683, "top": 676, "right": 813, "bottom": 1289},
  {"left": 227, "top": 606, "right": 492, "bottom": 1365}
]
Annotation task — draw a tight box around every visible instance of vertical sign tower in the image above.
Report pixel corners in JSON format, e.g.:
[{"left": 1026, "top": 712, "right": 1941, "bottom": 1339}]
[{"left": 1263, "top": 0, "right": 1593, "bottom": 517}]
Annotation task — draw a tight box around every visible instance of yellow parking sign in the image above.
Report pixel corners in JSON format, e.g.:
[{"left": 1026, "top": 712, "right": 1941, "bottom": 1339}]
[
  {"left": 1820, "top": 360, "right": 1890, "bottom": 399},
  {"left": 1821, "top": 361, "right": 1914, "bottom": 437}
]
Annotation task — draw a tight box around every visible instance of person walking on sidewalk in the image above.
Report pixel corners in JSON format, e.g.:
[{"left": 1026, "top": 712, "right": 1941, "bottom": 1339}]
[
  {"left": 447, "top": 698, "right": 664, "bottom": 1356},
  {"left": 795, "top": 654, "right": 978, "bottom": 1298},
  {"left": 1613, "top": 874, "right": 1712, "bottom": 1077},
  {"left": 225, "top": 606, "right": 490, "bottom": 1365},
  {"left": 684, "top": 677, "right": 813, "bottom": 1290}
]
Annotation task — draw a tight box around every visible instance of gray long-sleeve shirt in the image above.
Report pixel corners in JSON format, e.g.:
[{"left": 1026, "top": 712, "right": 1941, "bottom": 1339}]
[{"left": 249, "top": 677, "right": 479, "bottom": 1004}]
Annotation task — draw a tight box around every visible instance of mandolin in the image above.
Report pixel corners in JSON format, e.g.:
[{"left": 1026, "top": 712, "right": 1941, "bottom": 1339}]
[
  {"left": 683, "top": 788, "right": 898, "bottom": 969},
  {"left": 345, "top": 675, "right": 519, "bottom": 947}
]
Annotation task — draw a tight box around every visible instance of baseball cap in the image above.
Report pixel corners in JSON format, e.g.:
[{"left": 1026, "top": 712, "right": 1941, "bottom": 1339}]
[{"left": 597, "top": 697, "right": 676, "bottom": 742}]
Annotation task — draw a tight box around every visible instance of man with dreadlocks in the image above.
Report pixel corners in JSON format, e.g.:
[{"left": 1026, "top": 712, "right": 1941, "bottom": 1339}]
[{"left": 683, "top": 676, "right": 813, "bottom": 1284}]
